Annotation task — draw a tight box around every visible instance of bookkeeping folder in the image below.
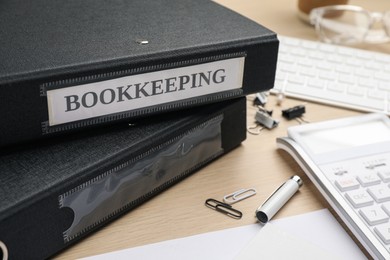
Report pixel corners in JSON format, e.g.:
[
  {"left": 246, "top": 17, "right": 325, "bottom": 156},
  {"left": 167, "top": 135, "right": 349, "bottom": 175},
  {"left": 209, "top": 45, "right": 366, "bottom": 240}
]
[
  {"left": 0, "top": 98, "right": 247, "bottom": 260},
  {"left": 0, "top": 0, "right": 278, "bottom": 147}
]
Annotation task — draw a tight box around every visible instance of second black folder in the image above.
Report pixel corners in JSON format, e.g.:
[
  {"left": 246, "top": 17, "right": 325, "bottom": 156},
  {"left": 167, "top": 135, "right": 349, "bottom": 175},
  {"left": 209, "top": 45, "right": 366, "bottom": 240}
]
[{"left": 0, "top": 97, "right": 246, "bottom": 260}]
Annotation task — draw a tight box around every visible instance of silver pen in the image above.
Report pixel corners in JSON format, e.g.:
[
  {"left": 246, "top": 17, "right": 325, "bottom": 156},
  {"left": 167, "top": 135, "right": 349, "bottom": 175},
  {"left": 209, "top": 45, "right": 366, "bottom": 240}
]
[{"left": 255, "top": 175, "right": 303, "bottom": 224}]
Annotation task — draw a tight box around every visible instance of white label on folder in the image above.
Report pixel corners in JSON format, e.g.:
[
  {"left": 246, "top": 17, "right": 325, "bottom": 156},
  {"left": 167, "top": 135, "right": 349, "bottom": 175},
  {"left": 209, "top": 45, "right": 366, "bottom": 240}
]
[{"left": 46, "top": 57, "right": 245, "bottom": 126}]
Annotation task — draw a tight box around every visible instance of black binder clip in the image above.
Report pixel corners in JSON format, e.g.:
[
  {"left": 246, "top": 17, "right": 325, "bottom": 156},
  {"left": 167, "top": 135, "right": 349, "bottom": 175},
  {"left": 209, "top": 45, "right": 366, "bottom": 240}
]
[
  {"left": 282, "top": 105, "right": 308, "bottom": 124},
  {"left": 257, "top": 106, "right": 273, "bottom": 116},
  {"left": 248, "top": 109, "right": 279, "bottom": 135},
  {"left": 205, "top": 198, "right": 243, "bottom": 219},
  {"left": 253, "top": 92, "right": 268, "bottom": 106},
  {"left": 255, "top": 110, "right": 279, "bottom": 129}
]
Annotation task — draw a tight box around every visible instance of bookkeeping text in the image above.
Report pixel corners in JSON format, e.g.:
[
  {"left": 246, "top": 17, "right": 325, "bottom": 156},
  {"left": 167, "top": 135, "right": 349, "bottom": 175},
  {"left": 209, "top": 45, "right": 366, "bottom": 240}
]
[
  {"left": 64, "top": 69, "right": 226, "bottom": 112},
  {"left": 46, "top": 56, "right": 244, "bottom": 126}
]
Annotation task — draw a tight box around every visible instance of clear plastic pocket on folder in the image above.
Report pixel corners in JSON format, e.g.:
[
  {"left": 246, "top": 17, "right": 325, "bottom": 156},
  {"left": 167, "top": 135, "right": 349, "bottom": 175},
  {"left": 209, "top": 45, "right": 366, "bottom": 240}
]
[{"left": 59, "top": 115, "right": 224, "bottom": 242}]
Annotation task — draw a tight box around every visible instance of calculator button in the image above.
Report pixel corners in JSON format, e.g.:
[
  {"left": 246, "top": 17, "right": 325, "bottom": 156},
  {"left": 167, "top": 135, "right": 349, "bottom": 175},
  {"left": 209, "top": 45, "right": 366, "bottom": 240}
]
[
  {"left": 382, "top": 202, "right": 390, "bottom": 216},
  {"left": 359, "top": 206, "right": 389, "bottom": 225},
  {"left": 357, "top": 172, "right": 382, "bottom": 187},
  {"left": 368, "top": 184, "right": 390, "bottom": 203},
  {"left": 345, "top": 190, "right": 374, "bottom": 208},
  {"left": 374, "top": 224, "right": 390, "bottom": 244},
  {"left": 335, "top": 177, "right": 360, "bottom": 191},
  {"left": 378, "top": 169, "right": 390, "bottom": 182}
]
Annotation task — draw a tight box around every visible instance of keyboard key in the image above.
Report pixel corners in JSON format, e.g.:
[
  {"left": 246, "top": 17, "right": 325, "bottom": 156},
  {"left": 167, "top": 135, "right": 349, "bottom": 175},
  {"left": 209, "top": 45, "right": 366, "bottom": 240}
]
[
  {"left": 327, "top": 83, "right": 347, "bottom": 93},
  {"left": 346, "top": 57, "right": 361, "bottom": 67},
  {"left": 316, "top": 61, "right": 333, "bottom": 71},
  {"left": 287, "top": 74, "right": 305, "bottom": 85},
  {"left": 368, "top": 89, "right": 387, "bottom": 100},
  {"left": 356, "top": 51, "right": 373, "bottom": 60},
  {"left": 335, "top": 177, "right": 360, "bottom": 191},
  {"left": 328, "top": 54, "right": 344, "bottom": 64},
  {"left": 358, "top": 78, "right": 378, "bottom": 88},
  {"left": 297, "top": 58, "right": 313, "bottom": 67},
  {"left": 374, "top": 224, "right": 390, "bottom": 244},
  {"left": 291, "top": 48, "right": 306, "bottom": 56},
  {"left": 375, "top": 53, "right": 390, "bottom": 63},
  {"left": 365, "top": 60, "right": 383, "bottom": 71},
  {"left": 339, "top": 74, "right": 355, "bottom": 84},
  {"left": 347, "top": 86, "right": 366, "bottom": 97},
  {"left": 278, "top": 63, "right": 296, "bottom": 73},
  {"left": 379, "top": 81, "right": 390, "bottom": 92},
  {"left": 375, "top": 72, "right": 390, "bottom": 81},
  {"left": 355, "top": 68, "right": 373, "bottom": 78},
  {"left": 359, "top": 206, "right": 389, "bottom": 225},
  {"left": 319, "top": 71, "right": 337, "bottom": 80},
  {"left": 345, "top": 190, "right": 374, "bottom": 208},
  {"left": 279, "top": 55, "right": 296, "bottom": 64},
  {"left": 307, "top": 79, "right": 325, "bottom": 89},
  {"left": 319, "top": 43, "right": 336, "bottom": 53},
  {"left": 302, "top": 40, "right": 318, "bottom": 49},
  {"left": 300, "top": 67, "right": 317, "bottom": 77},
  {"left": 309, "top": 50, "right": 325, "bottom": 60},
  {"left": 338, "top": 47, "right": 354, "bottom": 56}
]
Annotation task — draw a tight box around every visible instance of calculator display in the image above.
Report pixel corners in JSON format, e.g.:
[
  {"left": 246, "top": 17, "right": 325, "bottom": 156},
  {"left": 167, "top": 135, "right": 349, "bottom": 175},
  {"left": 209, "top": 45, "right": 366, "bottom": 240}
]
[{"left": 299, "top": 120, "right": 390, "bottom": 155}]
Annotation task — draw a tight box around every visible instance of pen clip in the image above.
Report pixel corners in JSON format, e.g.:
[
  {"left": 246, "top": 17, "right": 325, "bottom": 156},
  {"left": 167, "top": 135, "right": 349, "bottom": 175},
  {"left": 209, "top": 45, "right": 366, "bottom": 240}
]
[
  {"left": 223, "top": 188, "right": 257, "bottom": 204},
  {"left": 261, "top": 182, "right": 286, "bottom": 207},
  {"left": 205, "top": 198, "right": 243, "bottom": 219},
  {"left": 260, "top": 176, "right": 303, "bottom": 208}
]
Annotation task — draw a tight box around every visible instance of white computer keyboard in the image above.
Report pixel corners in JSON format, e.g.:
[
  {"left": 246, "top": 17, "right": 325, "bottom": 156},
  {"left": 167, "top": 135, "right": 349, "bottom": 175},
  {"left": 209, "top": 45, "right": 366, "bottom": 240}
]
[{"left": 273, "top": 36, "right": 390, "bottom": 114}]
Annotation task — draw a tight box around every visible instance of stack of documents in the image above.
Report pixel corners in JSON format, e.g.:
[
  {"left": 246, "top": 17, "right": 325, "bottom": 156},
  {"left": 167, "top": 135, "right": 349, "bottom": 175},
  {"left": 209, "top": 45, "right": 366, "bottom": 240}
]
[{"left": 0, "top": 0, "right": 279, "bottom": 258}]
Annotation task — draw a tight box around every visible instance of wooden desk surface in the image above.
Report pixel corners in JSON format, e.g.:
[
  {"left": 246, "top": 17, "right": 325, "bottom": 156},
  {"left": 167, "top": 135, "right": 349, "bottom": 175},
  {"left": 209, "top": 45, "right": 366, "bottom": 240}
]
[{"left": 56, "top": 0, "right": 390, "bottom": 259}]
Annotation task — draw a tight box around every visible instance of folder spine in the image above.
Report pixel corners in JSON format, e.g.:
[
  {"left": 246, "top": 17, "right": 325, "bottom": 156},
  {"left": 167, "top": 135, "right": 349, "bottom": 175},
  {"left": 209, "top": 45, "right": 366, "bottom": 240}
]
[{"left": 40, "top": 52, "right": 246, "bottom": 94}]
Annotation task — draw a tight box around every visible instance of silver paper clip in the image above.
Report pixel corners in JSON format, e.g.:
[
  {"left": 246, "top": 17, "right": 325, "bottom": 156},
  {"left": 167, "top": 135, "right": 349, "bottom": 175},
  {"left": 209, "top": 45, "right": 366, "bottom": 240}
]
[
  {"left": 205, "top": 198, "right": 243, "bottom": 219},
  {"left": 223, "top": 188, "right": 257, "bottom": 204}
]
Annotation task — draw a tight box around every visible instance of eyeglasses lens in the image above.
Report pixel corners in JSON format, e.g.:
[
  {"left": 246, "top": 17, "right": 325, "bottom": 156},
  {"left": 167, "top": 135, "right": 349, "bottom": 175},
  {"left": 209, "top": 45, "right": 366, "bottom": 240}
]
[
  {"left": 318, "top": 9, "right": 370, "bottom": 44},
  {"left": 384, "top": 12, "right": 390, "bottom": 37}
]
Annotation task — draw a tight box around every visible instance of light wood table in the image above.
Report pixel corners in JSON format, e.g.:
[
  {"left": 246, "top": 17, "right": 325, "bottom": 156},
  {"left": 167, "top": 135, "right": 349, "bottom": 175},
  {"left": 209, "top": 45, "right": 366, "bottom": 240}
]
[{"left": 56, "top": 0, "right": 390, "bottom": 258}]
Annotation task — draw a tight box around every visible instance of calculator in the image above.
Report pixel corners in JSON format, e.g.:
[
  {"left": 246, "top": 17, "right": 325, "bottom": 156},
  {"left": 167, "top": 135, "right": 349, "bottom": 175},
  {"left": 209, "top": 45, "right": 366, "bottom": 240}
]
[{"left": 277, "top": 113, "right": 390, "bottom": 260}]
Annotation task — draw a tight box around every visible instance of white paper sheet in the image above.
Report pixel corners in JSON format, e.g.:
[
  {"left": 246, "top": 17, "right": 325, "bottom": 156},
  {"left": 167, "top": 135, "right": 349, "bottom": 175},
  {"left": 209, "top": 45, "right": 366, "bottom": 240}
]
[
  {"left": 234, "top": 223, "right": 344, "bottom": 260},
  {"left": 80, "top": 209, "right": 366, "bottom": 260}
]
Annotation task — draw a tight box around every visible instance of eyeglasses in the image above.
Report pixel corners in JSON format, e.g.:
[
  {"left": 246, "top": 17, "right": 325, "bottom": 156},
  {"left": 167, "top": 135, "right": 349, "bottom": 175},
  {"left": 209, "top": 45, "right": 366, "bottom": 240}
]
[{"left": 310, "top": 5, "right": 390, "bottom": 45}]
